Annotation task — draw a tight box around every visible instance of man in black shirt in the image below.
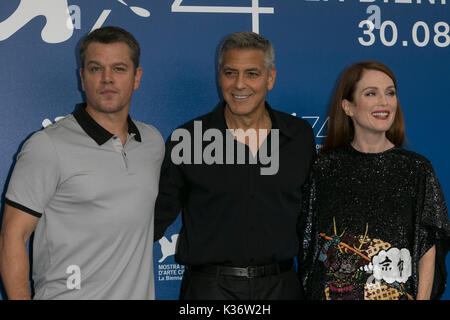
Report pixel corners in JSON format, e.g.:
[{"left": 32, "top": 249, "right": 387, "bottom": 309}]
[{"left": 154, "top": 31, "right": 316, "bottom": 299}]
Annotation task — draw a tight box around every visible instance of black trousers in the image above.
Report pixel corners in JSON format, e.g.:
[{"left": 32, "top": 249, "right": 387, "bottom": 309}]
[{"left": 180, "top": 266, "right": 303, "bottom": 300}]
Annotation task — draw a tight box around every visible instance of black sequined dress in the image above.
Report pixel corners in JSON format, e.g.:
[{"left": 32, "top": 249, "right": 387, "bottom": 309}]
[{"left": 298, "top": 145, "right": 450, "bottom": 300}]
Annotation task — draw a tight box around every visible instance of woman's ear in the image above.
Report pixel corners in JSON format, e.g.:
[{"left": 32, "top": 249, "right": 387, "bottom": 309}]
[{"left": 341, "top": 99, "right": 354, "bottom": 117}]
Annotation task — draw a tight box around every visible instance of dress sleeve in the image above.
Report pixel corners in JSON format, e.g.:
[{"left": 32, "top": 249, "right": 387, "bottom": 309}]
[
  {"left": 297, "top": 168, "right": 319, "bottom": 298},
  {"left": 417, "top": 162, "right": 450, "bottom": 299}
]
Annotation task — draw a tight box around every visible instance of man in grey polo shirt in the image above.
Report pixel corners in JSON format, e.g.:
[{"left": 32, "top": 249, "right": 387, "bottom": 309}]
[{"left": 0, "top": 26, "right": 164, "bottom": 299}]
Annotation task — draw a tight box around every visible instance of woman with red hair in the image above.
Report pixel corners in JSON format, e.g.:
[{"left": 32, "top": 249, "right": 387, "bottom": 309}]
[{"left": 299, "top": 61, "right": 450, "bottom": 300}]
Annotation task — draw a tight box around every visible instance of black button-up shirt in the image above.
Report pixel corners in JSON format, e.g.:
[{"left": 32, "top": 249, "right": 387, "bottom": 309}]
[{"left": 155, "top": 102, "right": 316, "bottom": 267}]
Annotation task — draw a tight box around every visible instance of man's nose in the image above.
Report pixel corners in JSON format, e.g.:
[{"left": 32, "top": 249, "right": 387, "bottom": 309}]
[
  {"left": 234, "top": 74, "right": 246, "bottom": 90},
  {"left": 101, "top": 68, "right": 113, "bottom": 83}
]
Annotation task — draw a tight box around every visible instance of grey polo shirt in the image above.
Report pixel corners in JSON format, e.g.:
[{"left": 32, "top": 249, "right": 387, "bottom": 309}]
[{"left": 5, "top": 104, "right": 164, "bottom": 299}]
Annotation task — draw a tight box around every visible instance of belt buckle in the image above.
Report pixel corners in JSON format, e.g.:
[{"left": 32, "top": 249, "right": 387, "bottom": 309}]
[{"left": 246, "top": 265, "right": 264, "bottom": 278}]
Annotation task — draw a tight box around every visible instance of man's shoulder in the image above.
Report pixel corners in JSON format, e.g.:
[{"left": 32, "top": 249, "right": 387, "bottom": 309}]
[
  {"left": 272, "top": 108, "right": 311, "bottom": 127},
  {"left": 132, "top": 120, "right": 165, "bottom": 156},
  {"left": 178, "top": 111, "right": 216, "bottom": 130},
  {"left": 270, "top": 108, "right": 314, "bottom": 140},
  {"left": 26, "top": 114, "right": 77, "bottom": 144},
  {"left": 133, "top": 120, "right": 164, "bottom": 140}
]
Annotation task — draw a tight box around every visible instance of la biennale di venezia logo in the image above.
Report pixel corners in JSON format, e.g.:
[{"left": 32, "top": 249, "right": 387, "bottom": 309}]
[
  {"left": 0, "top": 0, "right": 274, "bottom": 43},
  {"left": 0, "top": 0, "right": 150, "bottom": 43}
]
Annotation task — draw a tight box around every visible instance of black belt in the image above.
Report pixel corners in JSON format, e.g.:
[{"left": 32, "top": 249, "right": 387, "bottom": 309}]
[{"left": 186, "top": 259, "right": 293, "bottom": 278}]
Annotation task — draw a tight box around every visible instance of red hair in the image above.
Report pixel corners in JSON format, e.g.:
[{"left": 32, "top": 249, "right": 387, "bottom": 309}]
[{"left": 322, "top": 61, "right": 405, "bottom": 152}]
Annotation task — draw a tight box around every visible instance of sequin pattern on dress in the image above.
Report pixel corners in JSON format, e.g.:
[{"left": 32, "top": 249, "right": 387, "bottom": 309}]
[{"left": 298, "top": 145, "right": 450, "bottom": 300}]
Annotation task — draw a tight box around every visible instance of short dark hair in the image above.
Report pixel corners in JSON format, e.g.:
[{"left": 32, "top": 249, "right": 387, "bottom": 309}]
[
  {"left": 79, "top": 26, "right": 140, "bottom": 69},
  {"left": 322, "top": 61, "right": 405, "bottom": 152}
]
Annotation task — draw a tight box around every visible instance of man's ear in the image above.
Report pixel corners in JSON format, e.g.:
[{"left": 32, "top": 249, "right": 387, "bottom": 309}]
[
  {"left": 266, "top": 67, "right": 276, "bottom": 91},
  {"left": 79, "top": 68, "right": 85, "bottom": 91},
  {"left": 133, "top": 66, "right": 143, "bottom": 91},
  {"left": 217, "top": 66, "right": 223, "bottom": 88}
]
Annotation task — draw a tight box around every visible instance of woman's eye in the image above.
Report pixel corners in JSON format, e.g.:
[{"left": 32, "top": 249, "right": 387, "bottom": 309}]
[{"left": 387, "top": 90, "right": 396, "bottom": 96}]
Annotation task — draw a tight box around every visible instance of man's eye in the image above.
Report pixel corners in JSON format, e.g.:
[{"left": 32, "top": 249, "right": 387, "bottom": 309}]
[
  {"left": 114, "top": 67, "right": 126, "bottom": 72},
  {"left": 247, "top": 72, "right": 259, "bottom": 78},
  {"left": 365, "top": 92, "right": 376, "bottom": 96},
  {"left": 90, "top": 66, "right": 101, "bottom": 72}
]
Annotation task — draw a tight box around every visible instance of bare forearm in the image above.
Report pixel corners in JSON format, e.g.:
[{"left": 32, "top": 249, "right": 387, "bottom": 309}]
[
  {"left": 0, "top": 236, "right": 32, "bottom": 300},
  {"left": 417, "top": 245, "right": 436, "bottom": 300}
]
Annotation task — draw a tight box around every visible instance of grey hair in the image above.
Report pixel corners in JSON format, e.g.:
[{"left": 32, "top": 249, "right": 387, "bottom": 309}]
[{"left": 218, "top": 31, "right": 275, "bottom": 72}]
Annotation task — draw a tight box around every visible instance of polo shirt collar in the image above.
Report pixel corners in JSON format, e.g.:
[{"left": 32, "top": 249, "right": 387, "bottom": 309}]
[
  {"left": 209, "top": 101, "right": 295, "bottom": 138},
  {"left": 73, "top": 103, "right": 142, "bottom": 145}
]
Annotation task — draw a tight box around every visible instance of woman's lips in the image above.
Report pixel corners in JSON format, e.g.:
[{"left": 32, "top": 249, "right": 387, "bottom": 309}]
[{"left": 372, "top": 110, "right": 390, "bottom": 119}]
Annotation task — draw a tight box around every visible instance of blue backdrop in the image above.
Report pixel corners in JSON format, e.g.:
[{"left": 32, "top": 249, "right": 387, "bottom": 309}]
[{"left": 0, "top": 0, "right": 448, "bottom": 300}]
